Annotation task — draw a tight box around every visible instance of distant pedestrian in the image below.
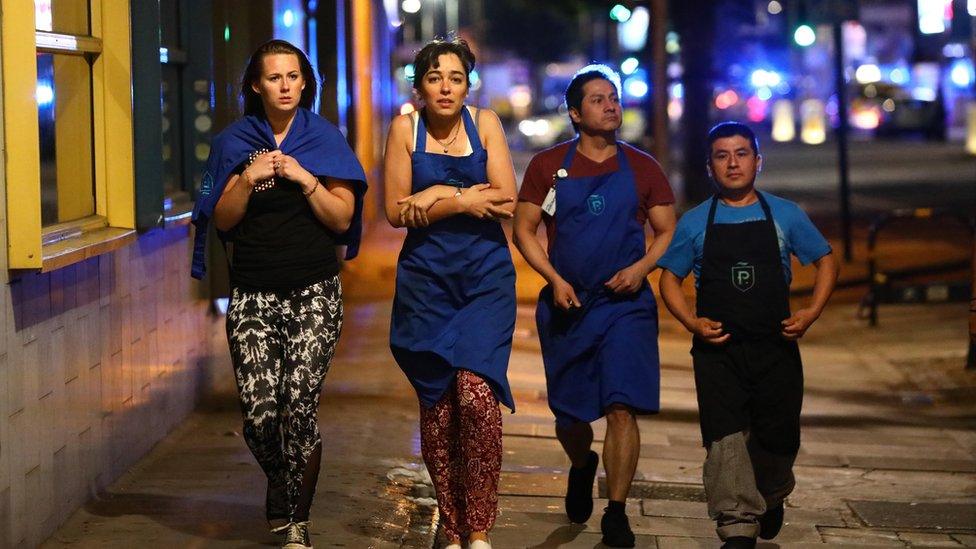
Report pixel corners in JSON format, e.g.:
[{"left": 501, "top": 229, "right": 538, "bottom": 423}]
[
  {"left": 513, "top": 64, "right": 676, "bottom": 547},
  {"left": 383, "top": 37, "right": 517, "bottom": 549},
  {"left": 190, "top": 39, "right": 367, "bottom": 549},
  {"left": 658, "top": 122, "right": 838, "bottom": 549}
]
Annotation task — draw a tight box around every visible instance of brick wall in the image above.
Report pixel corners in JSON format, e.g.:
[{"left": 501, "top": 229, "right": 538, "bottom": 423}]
[{"left": 0, "top": 226, "right": 217, "bottom": 547}]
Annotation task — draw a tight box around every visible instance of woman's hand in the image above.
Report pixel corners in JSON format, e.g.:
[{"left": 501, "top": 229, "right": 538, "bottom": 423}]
[
  {"left": 242, "top": 150, "right": 280, "bottom": 188},
  {"left": 397, "top": 185, "right": 454, "bottom": 227},
  {"left": 458, "top": 184, "right": 515, "bottom": 221},
  {"left": 273, "top": 154, "right": 315, "bottom": 191}
]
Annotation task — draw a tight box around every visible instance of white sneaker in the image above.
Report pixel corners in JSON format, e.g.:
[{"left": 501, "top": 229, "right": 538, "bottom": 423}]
[
  {"left": 469, "top": 540, "right": 492, "bottom": 549},
  {"left": 283, "top": 521, "right": 312, "bottom": 548}
]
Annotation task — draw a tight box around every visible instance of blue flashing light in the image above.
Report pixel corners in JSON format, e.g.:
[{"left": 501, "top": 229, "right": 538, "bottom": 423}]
[
  {"left": 621, "top": 57, "right": 639, "bottom": 75},
  {"left": 671, "top": 83, "right": 684, "bottom": 99},
  {"left": 756, "top": 87, "right": 773, "bottom": 101},
  {"left": 950, "top": 60, "right": 974, "bottom": 87},
  {"left": 750, "top": 69, "right": 781, "bottom": 89},
  {"left": 470, "top": 69, "right": 480, "bottom": 86},
  {"left": 404, "top": 63, "right": 415, "bottom": 81},
  {"left": 283, "top": 9, "right": 295, "bottom": 28},
  {"left": 794, "top": 24, "right": 815, "bottom": 47},
  {"left": 889, "top": 67, "right": 909, "bottom": 84},
  {"left": 159, "top": 47, "right": 169, "bottom": 64},
  {"left": 624, "top": 76, "right": 648, "bottom": 98},
  {"left": 36, "top": 83, "right": 54, "bottom": 106},
  {"left": 610, "top": 4, "right": 632, "bottom": 22}
]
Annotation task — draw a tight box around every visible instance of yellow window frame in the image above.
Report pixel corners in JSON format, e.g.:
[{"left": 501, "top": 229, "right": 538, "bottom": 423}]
[{"left": 2, "top": 0, "right": 136, "bottom": 271}]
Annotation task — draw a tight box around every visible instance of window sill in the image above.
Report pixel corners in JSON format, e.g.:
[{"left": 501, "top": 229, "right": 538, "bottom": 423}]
[
  {"left": 163, "top": 193, "right": 194, "bottom": 228},
  {"left": 40, "top": 216, "right": 136, "bottom": 272}
]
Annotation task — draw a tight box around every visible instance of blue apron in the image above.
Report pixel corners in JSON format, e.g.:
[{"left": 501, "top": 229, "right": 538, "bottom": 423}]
[
  {"left": 390, "top": 107, "right": 516, "bottom": 411},
  {"left": 535, "top": 142, "right": 660, "bottom": 425}
]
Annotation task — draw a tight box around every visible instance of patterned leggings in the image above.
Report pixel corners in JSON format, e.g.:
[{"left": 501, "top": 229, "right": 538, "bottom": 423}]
[
  {"left": 420, "top": 370, "right": 503, "bottom": 541},
  {"left": 226, "top": 275, "right": 343, "bottom": 522}
]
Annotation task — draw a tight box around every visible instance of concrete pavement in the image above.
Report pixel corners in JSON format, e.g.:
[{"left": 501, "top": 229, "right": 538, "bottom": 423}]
[{"left": 39, "top": 286, "right": 975, "bottom": 547}]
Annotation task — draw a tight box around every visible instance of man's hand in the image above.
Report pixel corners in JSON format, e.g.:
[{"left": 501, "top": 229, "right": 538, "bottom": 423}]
[
  {"left": 552, "top": 277, "right": 581, "bottom": 311},
  {"left": 692, "top": 317, "right": 730, "bottom": 345},
  {"left": 605, "top": 262, "right": 649, "bottom": 294},
  {"left": 781, "top": 307, "right": 819, "bottom": 340}
]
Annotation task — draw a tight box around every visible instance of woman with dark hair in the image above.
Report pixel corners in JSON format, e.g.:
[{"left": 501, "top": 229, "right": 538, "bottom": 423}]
[
  {"left": 190, "top": 39, "right": 367, "bottom": 549},
  {"left": 383, "top": 37, "right": 517, "bottom": 549}
]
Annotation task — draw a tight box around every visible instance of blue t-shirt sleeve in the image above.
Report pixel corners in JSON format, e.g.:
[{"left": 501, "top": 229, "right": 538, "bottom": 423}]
[
  {"left": 658, "top": 214, "right": 698, "bottom": 278},
  {"left": 781, "top": 202, "right": 831, "bottom": 265}
]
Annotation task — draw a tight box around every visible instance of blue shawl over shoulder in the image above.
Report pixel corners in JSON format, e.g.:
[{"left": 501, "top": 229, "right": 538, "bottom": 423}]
[{"left": 190, "top": 108, "right": 367, "bottom": 279}]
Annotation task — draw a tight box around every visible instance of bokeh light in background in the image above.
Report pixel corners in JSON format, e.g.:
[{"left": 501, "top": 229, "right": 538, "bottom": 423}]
[
  {"left": 794, "top": 25, "right": 816, "bottom": 47},
  {"left": 402, "top": 0, "right": 421, "bottom": 14}
]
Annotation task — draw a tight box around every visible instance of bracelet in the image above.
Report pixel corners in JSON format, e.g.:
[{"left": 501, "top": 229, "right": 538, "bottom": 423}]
[
  {"left": 453, "top": 186, "right": 463, "bottom": 198},
  {"left": 303, "top": 180, "right": 320, "bottom": 197}
]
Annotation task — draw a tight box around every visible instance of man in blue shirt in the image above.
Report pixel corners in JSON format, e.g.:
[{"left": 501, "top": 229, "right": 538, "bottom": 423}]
[{"left": 659, "top": 122, "right": 838, "bottom": 549}]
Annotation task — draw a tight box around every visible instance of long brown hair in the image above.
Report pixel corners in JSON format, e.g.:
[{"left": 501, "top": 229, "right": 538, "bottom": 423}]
[{"left": 240, "top": 39, "right": 318, "bottom": 117}]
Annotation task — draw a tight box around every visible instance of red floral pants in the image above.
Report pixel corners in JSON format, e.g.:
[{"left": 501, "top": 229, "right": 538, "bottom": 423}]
[{"left": 419, "top": 370, "right": 503, "bottom": 541}]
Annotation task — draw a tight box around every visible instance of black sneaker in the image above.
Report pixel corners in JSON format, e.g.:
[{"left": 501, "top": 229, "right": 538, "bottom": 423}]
[
  {"left": 600, "top": 507, "right": 635, "bottom": 547},
  {"left": 721, "top": 536, "right": 756, "bottom": 548},
  {"left": 565, "top": 450, "right": 599, "bottom": 523},
  {"left": 283, "top": 521, "right": 312, "bottom": 548},
  {"left": 759, "top": 503, "right": 784, "bottom": 540}
]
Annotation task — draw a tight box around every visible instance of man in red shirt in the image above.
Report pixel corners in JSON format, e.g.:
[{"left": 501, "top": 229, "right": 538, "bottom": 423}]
[{"left": 513, "top": 65, "right": 676, "bottom": 547}]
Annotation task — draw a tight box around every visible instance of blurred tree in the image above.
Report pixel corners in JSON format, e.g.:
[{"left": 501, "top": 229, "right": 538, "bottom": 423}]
[
  {"left": 483, "top": 0, "right": 605, "bottom": 62},
  {"left": 671, "top": 0, "right": 716, "bottom": 204}
]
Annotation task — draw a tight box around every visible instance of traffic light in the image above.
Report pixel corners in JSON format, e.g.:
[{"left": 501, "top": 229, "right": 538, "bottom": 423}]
[{"left": 794, "top": 24, "right": 816, "bottom": 46}]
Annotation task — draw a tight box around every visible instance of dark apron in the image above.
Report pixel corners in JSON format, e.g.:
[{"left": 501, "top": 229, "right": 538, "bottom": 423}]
[
  {"left": 692, "top": 192, "right": 803, "bottom": 454},
  {"left": 535, "top": 142, "right": 660, "bottom": 425}
]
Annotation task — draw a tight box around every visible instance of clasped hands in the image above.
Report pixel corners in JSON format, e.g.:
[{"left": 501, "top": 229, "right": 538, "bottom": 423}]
[
  {"left": 397, "top": 183, "right": 514, "bottom": 227},
  {"left": 550, "top": 262, "right": 650, "bottom": 311},
  {"left": 242, "top": 150, "right": 317, "bottom": 194},
  {"left": 691, "top": 307, "right": 820, "bottom": 345}
]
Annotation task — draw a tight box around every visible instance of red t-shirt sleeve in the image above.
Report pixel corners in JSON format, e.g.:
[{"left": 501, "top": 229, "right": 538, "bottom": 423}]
[
  {"left": 626, "top": 146, "right": 675, "bottom": 214},
  {"left": 518, "top": 149, "right": 558, "bottom": 206}
]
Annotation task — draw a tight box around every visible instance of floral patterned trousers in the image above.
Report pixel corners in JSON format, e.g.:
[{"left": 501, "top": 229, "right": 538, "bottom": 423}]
[
  {"left": 419, "top": 370, "right": 503, "bottom": 541},
  {"left": 226, "top": 275, "right": 343, "bottom": 522}
]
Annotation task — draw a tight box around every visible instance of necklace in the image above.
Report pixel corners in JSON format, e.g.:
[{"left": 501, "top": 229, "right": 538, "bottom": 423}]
[{"left": 430, "top": 116, "right": 462, "bottom": 153}]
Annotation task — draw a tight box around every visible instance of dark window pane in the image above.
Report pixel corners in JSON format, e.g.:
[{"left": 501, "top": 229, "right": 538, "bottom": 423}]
[
  {"left": 159, "top": 0, "right": 180, "bottom": 48},
  {"left": 161, "top": 64, "right": 184, "bottom": 195},
  {"left": 38, "top": 52, "right": 95, "bottom": 225},
  {"left": 35, "top": 0, "right": 90, "bottom": 36}
]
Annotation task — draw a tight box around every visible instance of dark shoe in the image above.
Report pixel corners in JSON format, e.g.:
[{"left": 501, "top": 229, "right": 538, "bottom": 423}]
[
  {"left": 283, "top": 521, "right": 312, "bottom": 548},
  {"left": 600, "top": 508, "right": 635, "bottom": 547},
  {"left": 721, "top": 536, "right": 756, "bottom": 548},
  {"left": 759, "top": 503, "right": 784, "bottom": 540},
  {"left": 565, "top": 450, "right": 598, "bottom": 523}
]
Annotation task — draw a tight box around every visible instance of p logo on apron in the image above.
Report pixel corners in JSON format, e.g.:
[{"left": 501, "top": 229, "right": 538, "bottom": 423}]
[
  {"left": 587, "top": 194, "right": 606, "bottom": 215},
  {"left": 731, "top": 261, "right": 755, "bottom": 292}
]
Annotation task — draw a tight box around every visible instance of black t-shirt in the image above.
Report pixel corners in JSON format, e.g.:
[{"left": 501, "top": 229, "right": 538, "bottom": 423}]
[{"left": 228, "top": 176, "right": 340, "bottom": 291}]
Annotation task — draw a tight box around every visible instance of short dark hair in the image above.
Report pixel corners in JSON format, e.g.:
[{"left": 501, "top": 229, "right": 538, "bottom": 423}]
[
  {"left": 240, "top": 39, "right": 318, "bottom": 117},
  {"left": 412, "top": 37, "right": 476, "bottom": 92},
  {"left": 565, "top": 64, "right": 622, "bottom": 132},
  {"left": 707, "top": 121, "right": 760, "bottom": 157}
]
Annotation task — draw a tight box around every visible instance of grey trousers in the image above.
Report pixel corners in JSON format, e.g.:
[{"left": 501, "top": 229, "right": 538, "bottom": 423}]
[{"left": 703, "top": 431, "right": 796, "bottom": 540}]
